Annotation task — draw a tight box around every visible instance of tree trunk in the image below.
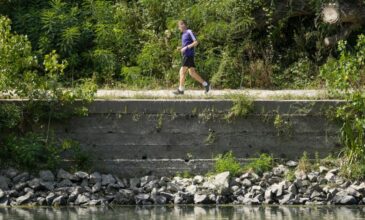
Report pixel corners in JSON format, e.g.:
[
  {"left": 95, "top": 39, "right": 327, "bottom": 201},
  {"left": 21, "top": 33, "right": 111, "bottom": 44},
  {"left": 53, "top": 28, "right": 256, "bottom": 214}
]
[{"left": 322, "top": 2, "right": 365, "bottom": 25}]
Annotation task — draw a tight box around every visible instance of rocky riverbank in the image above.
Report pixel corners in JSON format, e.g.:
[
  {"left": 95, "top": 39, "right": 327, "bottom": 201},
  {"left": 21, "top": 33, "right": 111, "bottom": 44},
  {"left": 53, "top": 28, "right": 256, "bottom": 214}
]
[{"left": 0, "top": 162, "right": 364, "bottom": 206}]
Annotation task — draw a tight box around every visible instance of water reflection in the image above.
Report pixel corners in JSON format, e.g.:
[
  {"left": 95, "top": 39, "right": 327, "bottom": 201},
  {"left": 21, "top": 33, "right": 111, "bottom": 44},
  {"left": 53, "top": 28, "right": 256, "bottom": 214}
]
[{"left": 1, "top": 206, "right": 365, "bottom": 220}]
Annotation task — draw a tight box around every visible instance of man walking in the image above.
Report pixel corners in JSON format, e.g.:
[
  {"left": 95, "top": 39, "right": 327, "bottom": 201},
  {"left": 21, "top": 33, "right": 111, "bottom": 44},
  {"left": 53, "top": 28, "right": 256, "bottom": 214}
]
[{"left": 174, "top": 20, "right": 209, "bottom": 95}]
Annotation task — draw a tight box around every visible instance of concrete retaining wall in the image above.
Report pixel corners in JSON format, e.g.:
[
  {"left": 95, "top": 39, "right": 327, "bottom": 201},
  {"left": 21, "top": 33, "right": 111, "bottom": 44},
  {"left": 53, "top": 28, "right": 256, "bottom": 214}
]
[{"left": 50, "top": 100, "right": 342, "bottom": 177}]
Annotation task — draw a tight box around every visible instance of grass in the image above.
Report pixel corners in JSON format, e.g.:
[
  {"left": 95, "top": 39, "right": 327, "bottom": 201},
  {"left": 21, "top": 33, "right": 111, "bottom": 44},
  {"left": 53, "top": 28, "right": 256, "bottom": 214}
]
[
  {"left": 214, "top": 151, "right": 242, "bottom": 176},
  {"left": 297, "top": 152, "right": 312, "bottom": 173},
  {"left": 242, "top": 154, "right": 274, "bottom": 175}
]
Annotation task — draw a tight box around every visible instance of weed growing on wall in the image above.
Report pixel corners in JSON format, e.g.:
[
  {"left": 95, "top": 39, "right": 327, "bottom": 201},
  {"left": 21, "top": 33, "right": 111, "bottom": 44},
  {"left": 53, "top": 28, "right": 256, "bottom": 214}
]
[{"left": 225, "top": 95, "right": 254, "bottom": 121}]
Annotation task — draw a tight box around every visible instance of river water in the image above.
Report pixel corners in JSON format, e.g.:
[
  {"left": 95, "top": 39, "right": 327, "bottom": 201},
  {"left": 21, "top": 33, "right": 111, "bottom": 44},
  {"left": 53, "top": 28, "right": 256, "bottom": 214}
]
[{"left": 1, "top": 206, "right": 365, "bottom": 220}]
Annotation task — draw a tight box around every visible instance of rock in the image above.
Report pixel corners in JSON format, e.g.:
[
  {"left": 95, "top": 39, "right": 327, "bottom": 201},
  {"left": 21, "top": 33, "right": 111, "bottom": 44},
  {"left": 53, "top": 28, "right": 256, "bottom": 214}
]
[
  {"left": 12, "top": 172, "right": 30, "bottom": 183},
  {"left": 193, "top": 175, "right": 204, "bottom": 184},
  {"left": 80, "top": 179, "right": 88, "bottom": 188},
  {"left": 310, "top": 190, "right": 322, "bottom": 199},
  {"left": 14, "top": 182, "right": 27, "bottom": 191},
  {"left": 194, "top": 194, "right": 209, "bottom": 204},
  {"left": 160, "top": 192, "right": 174, "bottom": 201},
  {"left": 288, "top": 184, "right": 297, "bottom": 195},
  {"left": 39, "top": 170, "right": 55, "bottom": 182},
  {"left": 273, "top": 165, "right": 288, "bottom": 176},
  {"left": 7, "top": 190, "right": 18, "bottom": 197},
  {"left": 325, "top": 172, "right": 336, "bottom": 182},
  {"left": 46, "top": 193, "right": 56, "bottom": 205},
  {"left": 186, "top": 185, "right": 197, "bottom": 195},
  {"left": 153, "top": 195, "right": 167, "bottom": 205},
  {"left": 0, "top": 197, "right": 9, "bottom": 206},
  {"left": 174, "top": 195, "right": 183, "bottom": 204},
  {"left": 92, "top": 182, "right": 101, "bottom": 193},
  {"left": 0, "top": 176, "right": 10, "bottom": 190},
  {"left": 333, "top": 194, "right": 357, "bottom": 205},
  {"left": 89, "top": 172, "right": 102, "bottom": 184},
  {"left": 36, "top": 197, "right": 46, "bottom": 206},
  {"left": 213, "top": 172, "right": 230, "bottom": 191},
  {"left": 88, "top": 199, "right": 102, "bottom": 206},
  {"left": 167, "top": 183, "right": 181, "bottom": 193},
  {"left": 68, "top": 187, "right": 84, "bottom": 203},
  {"left": 241, "top": 179, "right": 252, "bottom": 187},
  {"left": 353, "top": 182, "right": 365, "bottom": 193},
  {"left": 140, "top": 176, "right": 155, "bottom": 187},
  {"left": 240, "top": 173, "right": 250, "bottom": 180},
  {"left": 279, "top": 193, "right": 294, "bottom": 205},
  {"left": 75, "top": 194, "right": 90, "bottom": 205},
  {"left": 294, "top": 170, "right": 307, "bottom": 180},
  {"left": 286, "top": 160, "right": 298, "bottom": 167},
  {"left": 113, "top": 189, "right": 135, "bottom": 205},
  {"left": 40, "top": 181, "right": 55, "bottom": 191},
  {"left": 129, "top": 178, "right": 140, "bottom": 188},
  {"left": 328, "top": 168, "right": 339, "bottom": 174},
  {"left": 307, "top": 172, "right": 319, "bottom": 182},
  {"left": 319, "top": 166, "right": 329, "bottom": 174},
  {"left": 16, "top": 192, "right": 33, "bottom": 205},
  {"left": 57, "top": 179, "right": 73, "bottom": 187},
  {"left": 57, "top": 169, "right": 74, "bottom": 180},
  {"left": 346, "top": 187, "right": 361, "bottom": 198},
  {"left": 4, "top": 168, "right": 18, "bottom": 178},
  {"left": 75, "top": 171, "right": 89, "bottom": 179},
  {"left": 101, "top": 174, "right": 116, "bottom": 186},
  {"left": 135, "top": 193, "right": 151, "bottom": 205},
  {"left": 28, "top": 178, "right": 41, "bottom": 190},
  {"left": 52, "top": 195, "right": 67, "bottom": 206}
]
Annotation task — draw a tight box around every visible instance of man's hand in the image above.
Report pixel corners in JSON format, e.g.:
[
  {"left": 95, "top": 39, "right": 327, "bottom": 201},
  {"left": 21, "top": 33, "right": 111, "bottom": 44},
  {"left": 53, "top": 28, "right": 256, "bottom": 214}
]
[
  {"left": 176, "top": 46, "right": 182, "bottom": 51},
  {"left": 180, "top": 46, "right": 188, "bottom": 53}
]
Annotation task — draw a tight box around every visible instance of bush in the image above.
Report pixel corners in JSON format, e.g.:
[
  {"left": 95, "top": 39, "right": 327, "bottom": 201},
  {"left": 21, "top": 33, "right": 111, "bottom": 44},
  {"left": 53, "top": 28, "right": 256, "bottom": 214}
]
[
  {"left": 214, "top": 151, "right": 242, "bottom": 176},
  {"left": 1, "top": 133, "right": 90, "bottom": 171},
  {"left": 243, "top": 154, "right": 273, "bottom": 175},
  {"left": 0, "top": 103, "right": 23, "bottom": 129},
  {"left": 321, "top": 35, "right": 365, "bottom": 170}
]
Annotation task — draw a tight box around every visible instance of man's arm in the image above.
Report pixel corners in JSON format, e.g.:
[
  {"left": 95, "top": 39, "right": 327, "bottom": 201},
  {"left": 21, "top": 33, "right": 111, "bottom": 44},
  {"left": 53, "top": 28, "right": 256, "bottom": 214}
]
[{"left": 181, "top": 30, "right": 198, "bottom": 52}]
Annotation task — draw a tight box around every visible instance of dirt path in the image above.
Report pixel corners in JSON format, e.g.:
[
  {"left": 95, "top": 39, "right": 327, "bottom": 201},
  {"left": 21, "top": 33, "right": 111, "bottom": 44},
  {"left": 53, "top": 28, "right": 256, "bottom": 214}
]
[{"left": 96, "top": 89, "right": 329, "bottom": 100}]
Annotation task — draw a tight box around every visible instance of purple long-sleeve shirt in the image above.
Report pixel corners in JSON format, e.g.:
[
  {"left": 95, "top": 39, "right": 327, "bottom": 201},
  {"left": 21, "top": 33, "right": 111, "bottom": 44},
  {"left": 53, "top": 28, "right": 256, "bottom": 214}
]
[{"left": 182, "top": 29, "right": 197, "bottom": 57}]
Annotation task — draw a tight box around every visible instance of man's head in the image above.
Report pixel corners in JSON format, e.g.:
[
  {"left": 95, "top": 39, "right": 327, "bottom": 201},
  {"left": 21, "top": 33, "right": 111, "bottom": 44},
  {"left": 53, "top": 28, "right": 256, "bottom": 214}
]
[{"left": 178, "top": 20, "right": 187, "bottom": 32}]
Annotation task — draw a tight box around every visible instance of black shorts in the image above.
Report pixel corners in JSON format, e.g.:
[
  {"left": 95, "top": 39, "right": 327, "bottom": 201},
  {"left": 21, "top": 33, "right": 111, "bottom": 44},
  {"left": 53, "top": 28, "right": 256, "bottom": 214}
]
[{"left": 182, "top": 56, "right": 196, "bottom": 68}]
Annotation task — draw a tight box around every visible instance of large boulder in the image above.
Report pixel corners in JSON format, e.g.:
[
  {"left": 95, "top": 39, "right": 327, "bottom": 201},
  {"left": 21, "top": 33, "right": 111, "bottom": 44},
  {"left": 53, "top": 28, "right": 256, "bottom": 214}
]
[
  {"left": 0, "top": 176, "right": 10, "bottom": 190},
  {"left": 57, "top": 169, "right": 74, "bottom": 180},
  {"left": 16, "top": 191, "right": 33, "bottom": 205},
  {"left": 101, "top": 174, "right": 116, "bottom": 186},
  {"left": 89, "top": 172, "right": 102, "bottom": 184},
  {"left": 212, "top": 172, "right": 230, "bottom": 192},
  {"left": 39, "top": 170, "right": 55, "bottom": 182}
]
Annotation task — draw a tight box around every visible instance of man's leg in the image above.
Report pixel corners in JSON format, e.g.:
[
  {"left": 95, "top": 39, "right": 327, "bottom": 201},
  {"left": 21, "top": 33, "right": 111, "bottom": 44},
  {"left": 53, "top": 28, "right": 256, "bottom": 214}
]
[
  {"left": 188, "top": 68, "right": 210, "bottom": 93},
  {"left": 188, "top": 68, "right": 205, "bottom": 84},
  {"left": 179, "top": 66, "right": 188, "bottom": 91}
]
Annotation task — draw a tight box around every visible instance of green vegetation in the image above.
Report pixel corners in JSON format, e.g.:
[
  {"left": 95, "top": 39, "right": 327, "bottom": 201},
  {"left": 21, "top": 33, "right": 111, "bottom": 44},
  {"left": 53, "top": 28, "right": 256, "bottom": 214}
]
[
  {"left": 284, "top": 170, "right": 296, "bottom": 182},
  {"left": 225, "top": 95, "right": 253, "bottom": 121},
  {"left": 297, "top": 152, "right": 312, "bottom": 173},
  {"left": 214, "top": 151, "right": 242, "bottom": 176},
  {"left": 1, "top": 0, "right": 363, "bottom": 89},
  {"left": 204, "top": 129, "right": 216, "bottom": 145},
  {"left": 1, "top": 134, "right": 89, "bottom": 171},
  {"left": 321, "top": 35, "right": 365, "bottom": 179},
  {"left": 242, "top": 154, "right": 274, "bottom": 175},
  {"left": 273, "top": 114, "right": 293, "bottom": 137},
  {"left": 0, "top": 16, "right": 95, "bottom": 171}
]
